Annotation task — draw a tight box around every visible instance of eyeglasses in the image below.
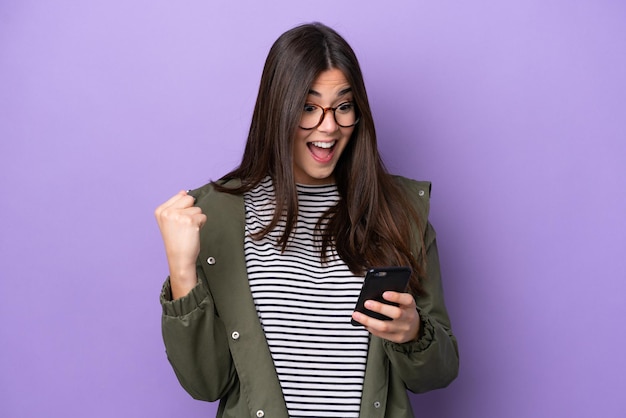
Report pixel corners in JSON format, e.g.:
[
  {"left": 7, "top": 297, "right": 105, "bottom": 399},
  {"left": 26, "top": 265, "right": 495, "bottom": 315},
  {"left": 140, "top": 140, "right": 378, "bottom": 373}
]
[{"left": 299, "top": 102, "right": 359, "bottom": 130}]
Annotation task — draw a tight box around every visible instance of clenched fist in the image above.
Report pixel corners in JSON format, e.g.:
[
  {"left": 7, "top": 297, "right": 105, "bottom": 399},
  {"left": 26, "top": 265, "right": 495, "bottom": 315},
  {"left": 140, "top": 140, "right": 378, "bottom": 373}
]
[{"left": 155, "top": 190, "right": 207, "bottom": 299}]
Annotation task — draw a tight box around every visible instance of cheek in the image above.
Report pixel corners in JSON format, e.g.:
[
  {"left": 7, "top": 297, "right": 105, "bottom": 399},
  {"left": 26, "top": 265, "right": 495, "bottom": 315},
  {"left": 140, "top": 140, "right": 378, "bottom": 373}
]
[
  {"left": 293, "top": 131, "right": 311, "bottom": 161},
  {"left": 340, "top": 127, "right": 355, "bottom": 145},
  {"left": 294, "top": 129, "right": 310, "bottom": 145}
]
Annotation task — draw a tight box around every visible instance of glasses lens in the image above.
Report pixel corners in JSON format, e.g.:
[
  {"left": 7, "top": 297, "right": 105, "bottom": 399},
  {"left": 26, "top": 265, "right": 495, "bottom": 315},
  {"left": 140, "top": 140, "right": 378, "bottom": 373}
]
[
  {"left": 335, "top": 102, "right": 356, "bottom": 127},
  {"left": 300, "top": 105, "right": 323, "bottom": 129}
]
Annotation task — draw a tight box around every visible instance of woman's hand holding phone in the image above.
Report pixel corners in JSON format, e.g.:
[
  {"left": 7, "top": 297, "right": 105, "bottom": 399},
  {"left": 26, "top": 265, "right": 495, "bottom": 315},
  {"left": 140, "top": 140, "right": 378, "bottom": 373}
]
[
  {"left": 351, "top": 291, "right": 421, "bottom": 344},
  {"left": 351, "top": 267, "right": 421, "bottom": 344},
  {"left": 154, "top": 190, "right": 207, "bottom": 300}
]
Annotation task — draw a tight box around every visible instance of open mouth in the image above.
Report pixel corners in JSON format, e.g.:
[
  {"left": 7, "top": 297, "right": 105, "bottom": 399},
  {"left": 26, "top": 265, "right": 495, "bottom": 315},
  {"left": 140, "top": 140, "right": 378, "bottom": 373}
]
[{"left": 307, "top": 140, "right": 337, "bottom": 162}]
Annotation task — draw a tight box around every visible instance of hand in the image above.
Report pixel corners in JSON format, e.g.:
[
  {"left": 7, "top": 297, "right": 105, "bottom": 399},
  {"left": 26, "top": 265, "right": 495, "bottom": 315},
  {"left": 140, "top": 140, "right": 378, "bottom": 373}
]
[
  {"left": 351, "top": 291, "right": 421, "bottom": 344},
  {"left": 154, "top": 190, "right": 207, "bottom": 298}
]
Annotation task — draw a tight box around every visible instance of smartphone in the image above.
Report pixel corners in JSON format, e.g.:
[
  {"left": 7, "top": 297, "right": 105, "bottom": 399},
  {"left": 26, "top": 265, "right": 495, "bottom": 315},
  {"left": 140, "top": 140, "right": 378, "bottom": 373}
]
[{"left": 351, "top": 266, "right": 411, "bottom": 326}]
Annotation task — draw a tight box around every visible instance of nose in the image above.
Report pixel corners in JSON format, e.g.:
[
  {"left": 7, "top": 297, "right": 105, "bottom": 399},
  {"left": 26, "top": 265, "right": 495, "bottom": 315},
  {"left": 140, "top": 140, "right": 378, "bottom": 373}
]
[{"left": 317, "top": 108, "right": 339, "bottom": 132}]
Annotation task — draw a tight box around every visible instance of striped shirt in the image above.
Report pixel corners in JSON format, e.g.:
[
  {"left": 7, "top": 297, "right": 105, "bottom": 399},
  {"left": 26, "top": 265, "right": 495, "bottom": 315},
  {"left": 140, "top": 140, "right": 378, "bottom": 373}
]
[{"left": 243, "top": 176, "right": 369, "bottom": 417}]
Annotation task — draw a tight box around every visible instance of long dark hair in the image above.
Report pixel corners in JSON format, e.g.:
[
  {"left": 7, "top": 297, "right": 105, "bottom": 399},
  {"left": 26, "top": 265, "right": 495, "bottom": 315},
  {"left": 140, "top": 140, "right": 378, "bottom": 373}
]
[{"left": 215, "top": 22, "right": 426, "bottom": 294}]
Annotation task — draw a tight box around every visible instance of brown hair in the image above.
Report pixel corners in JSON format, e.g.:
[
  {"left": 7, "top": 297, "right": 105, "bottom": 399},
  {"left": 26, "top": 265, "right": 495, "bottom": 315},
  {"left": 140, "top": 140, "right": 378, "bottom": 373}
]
[{"left": 214, "top": 22, "right": 426, "bottom": 294}]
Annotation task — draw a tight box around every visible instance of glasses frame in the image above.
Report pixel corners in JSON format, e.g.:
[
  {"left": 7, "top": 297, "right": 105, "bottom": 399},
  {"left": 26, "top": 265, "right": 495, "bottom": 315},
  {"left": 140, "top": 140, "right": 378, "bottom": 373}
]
[{"left": 299, "top": 102, "right": 360, "bottom": 130}]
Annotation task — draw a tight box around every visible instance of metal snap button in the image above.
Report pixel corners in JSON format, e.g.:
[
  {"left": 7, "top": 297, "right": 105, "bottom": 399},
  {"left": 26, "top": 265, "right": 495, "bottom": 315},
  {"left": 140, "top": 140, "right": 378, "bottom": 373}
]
[
  {"left": 374, "top": 401, "right": 381, "bottom": 408},
  {"left": 418, "top": 190, "right": 425, "bottom": 197},
  {"left": 256, "top": 410, "right": 264, "bottom": 417},
  {"left": 207, "top": 257, "right": 216, "bottom": 265},
  {"left": 231, "top": 331, "right": 240, "bottom": 340}
]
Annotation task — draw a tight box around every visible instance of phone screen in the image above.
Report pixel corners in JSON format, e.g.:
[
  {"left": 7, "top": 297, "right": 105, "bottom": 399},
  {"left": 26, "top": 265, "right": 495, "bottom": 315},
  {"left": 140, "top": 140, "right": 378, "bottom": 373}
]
[{"left": 351, "top": 266, "right": 411, "bottom": 326}]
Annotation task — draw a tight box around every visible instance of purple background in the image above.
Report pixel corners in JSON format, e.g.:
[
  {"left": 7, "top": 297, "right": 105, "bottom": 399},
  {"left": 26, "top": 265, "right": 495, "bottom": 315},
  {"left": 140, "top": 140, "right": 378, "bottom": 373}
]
[{"left": 2, "top": 1, "right": 625, "bottom": 417}]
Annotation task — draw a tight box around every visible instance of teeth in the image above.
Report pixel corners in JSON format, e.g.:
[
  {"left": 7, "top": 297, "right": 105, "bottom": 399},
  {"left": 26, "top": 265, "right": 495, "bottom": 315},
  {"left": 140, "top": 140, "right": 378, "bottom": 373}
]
[{"left": 311, "top": 141, "right": 335, "bottom": 149}]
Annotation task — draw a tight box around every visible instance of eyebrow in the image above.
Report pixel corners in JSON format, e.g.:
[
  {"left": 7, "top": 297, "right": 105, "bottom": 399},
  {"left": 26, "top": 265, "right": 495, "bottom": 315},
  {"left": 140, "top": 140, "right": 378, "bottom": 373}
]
[{"left": 308, "top": 87, "right": 353, "bottom": 98}]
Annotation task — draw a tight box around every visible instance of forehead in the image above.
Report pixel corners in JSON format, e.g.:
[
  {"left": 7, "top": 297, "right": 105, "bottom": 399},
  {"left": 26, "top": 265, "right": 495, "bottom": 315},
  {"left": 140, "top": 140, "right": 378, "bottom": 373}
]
[{"left": 308, "top": 68, "right": 351, "bottom": 95}]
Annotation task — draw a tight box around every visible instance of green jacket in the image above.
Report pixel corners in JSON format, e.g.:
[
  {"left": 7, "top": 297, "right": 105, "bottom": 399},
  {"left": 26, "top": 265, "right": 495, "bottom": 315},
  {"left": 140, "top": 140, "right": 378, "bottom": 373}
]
[{"left": 160, "top": 176, "right": 459, "bottom": 418}]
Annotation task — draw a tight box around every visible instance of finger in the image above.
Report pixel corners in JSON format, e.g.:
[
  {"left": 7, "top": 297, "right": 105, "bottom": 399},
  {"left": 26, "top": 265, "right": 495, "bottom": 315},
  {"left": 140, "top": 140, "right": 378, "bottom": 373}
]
[
  {"left": 382, "top": 291, "right": 416, "bottom": 308},
  {"left": 354, "top": 307, "right": 419, "bottom": 343},
  {"left": 352, "top": 311, "right": 396, "bottom": 337},
  {"left": 155, "top": 193, "right": 196, "bottom": 220},
  {"left": 179, "top": 206, "right": 206, "bottom": 225},
  {"left": 167, "top": 193, "right": 196, "bottom": 210},
  {"left": 163, "top": 206, "right": 204, "bottom": 226},
  {"left": 364, "top": 299, "right": 402, "bottom": 321},
  {"left": 351, "top": 311, "right": 386, "bottom": 330},
  {"left": 180, "top": 206, "right": 203, "bottom": 216},
  {"left": 192, "top": 213, "right": 207, "bottom": 229}
]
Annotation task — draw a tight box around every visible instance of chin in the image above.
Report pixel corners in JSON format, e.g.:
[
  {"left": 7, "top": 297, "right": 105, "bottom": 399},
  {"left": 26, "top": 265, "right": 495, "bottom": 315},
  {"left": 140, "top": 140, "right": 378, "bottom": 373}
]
[{"left": 299, "top": 172, "right": 335, "bottom": 185}]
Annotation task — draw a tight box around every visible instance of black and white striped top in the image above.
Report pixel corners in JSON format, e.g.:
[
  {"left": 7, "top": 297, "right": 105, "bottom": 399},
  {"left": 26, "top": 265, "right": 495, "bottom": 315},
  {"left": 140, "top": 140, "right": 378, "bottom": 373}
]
[{"left": 244, "top": 176, "right": 369, "bottom": 418}]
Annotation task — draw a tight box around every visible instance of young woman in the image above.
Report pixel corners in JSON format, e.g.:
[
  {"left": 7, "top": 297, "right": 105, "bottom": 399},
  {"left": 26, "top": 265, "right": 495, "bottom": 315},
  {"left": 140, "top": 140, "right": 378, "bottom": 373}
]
[{"left": 155, "top": 22, "right": 458, "bottom": 418}]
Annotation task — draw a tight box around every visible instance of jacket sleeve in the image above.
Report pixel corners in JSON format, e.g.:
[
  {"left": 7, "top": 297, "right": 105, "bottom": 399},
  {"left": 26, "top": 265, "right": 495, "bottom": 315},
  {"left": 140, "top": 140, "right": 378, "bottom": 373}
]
[
  {"left": 160, "top": 266, "right": 237, "bottom": 401},
  {"left": 382, "top": 222, "right": 459, "bottom": 393}
]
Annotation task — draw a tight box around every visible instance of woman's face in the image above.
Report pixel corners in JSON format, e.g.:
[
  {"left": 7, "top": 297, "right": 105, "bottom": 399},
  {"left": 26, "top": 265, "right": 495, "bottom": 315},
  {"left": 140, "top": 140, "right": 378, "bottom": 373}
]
[{"left": 293, "top": 68, "right": 355, "bottom": 185}]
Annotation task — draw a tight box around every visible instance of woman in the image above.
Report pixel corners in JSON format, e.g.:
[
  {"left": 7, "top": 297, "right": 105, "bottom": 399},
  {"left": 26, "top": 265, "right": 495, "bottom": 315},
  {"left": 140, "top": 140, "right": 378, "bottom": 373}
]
[{"left": 155, "top": 22, "right": 458, "bottom": 418}]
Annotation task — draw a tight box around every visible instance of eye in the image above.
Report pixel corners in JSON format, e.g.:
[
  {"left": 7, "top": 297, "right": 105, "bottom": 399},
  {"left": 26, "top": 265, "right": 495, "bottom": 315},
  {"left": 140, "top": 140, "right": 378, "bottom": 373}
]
[
  {"left": 303, "top": 104, "right": 318, "bottom": 113},
  {"left": 336, "top": 102, "right": 354, "bottom": 113}
]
